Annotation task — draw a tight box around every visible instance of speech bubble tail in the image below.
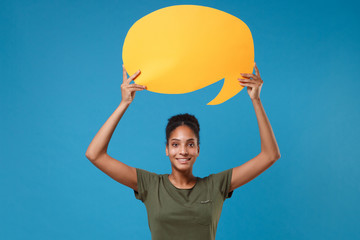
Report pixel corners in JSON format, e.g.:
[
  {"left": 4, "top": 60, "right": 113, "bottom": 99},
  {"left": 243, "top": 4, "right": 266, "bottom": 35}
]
[{"left": 207, "top": 77, "right": 243, "bottom": 105}]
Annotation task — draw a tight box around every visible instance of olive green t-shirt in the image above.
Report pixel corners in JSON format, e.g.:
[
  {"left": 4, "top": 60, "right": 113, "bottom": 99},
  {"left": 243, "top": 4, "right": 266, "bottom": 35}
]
[{"left": 134, "top": 168, "right": 234, "bottom": 240}]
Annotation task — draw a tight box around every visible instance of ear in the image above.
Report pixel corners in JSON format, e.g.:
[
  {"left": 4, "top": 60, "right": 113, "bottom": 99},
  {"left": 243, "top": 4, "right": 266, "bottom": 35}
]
[
  {"left": 166, "top": 144, "right": 169, "bottom": 156},
  {"left": 197, "top": 145, "right": 200, "bottom": 155}
]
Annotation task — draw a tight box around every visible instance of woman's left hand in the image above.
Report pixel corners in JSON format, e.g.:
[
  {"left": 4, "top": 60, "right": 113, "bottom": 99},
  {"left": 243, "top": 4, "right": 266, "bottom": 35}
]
[{"left": 238, "top": 62, "right": 263, "bottom": 100}]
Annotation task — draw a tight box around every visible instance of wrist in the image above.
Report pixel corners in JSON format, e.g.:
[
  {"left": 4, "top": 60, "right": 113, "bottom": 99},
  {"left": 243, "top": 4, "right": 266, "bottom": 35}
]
[
  {"left": 119, "top": 100, "right": 131, "bottom": 108},
  {"left": 251, "top": 97, "right": 261, "bottom": 102}
]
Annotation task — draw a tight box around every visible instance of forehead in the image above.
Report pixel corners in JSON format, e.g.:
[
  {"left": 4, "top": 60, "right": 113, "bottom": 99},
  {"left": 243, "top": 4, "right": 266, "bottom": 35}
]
[{"left": 169, "top": 125, "right": 197, "bottom": 140}]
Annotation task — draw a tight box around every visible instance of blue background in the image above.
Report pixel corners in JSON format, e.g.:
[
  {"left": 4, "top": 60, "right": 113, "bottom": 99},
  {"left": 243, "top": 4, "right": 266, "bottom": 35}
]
[{"left": 1, "top": 0, "right": 359, "bottom": 239}]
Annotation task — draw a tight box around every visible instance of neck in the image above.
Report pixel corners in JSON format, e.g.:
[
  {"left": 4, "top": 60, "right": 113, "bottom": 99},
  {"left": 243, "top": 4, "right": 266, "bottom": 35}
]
[{"left": 169, "top": 169, "right": 196, "bottom": 187}]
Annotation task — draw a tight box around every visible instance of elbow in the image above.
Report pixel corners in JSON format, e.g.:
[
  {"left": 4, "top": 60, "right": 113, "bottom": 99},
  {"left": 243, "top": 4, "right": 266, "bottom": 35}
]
[
  {"left": 85, "top": 150, "right": 98, "bottom": 162},
  {"left": 85, "top": 151, "right": 94, "bottom": 161},
  {"left": 271, "top": 150, "right": 281, "bottom": 162},
  {"left": 273, "top": 152, "right": 281, "bottom": 161},
  {"left": 263, "top": 151, "right": 281, "bottom": 162},
  {"left": 85, "top": 149, "right": 106, "bottom": 162}
]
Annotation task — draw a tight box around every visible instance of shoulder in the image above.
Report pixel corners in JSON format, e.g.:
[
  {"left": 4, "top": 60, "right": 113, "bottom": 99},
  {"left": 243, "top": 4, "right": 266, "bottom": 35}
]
[
  {"left": 207, "top": 168, "right": 233, "bottom": 181},
  {"left": 135, "top": 168, "right": 161, "bottom": 182},
  {"left": 201, "top": 169, "right": 234, "bottom": 199},
  {"left": 195, "top": 168, "right": 233, "bottom": 186},
  {"left": 136, "top": 168, "right": 158, "bottom": 176}
]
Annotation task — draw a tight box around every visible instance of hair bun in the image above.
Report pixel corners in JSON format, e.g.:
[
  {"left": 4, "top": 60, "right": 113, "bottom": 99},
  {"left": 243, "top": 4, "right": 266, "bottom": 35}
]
[{"left": 166, "top": 113, "right": 200, "bottom": 145}]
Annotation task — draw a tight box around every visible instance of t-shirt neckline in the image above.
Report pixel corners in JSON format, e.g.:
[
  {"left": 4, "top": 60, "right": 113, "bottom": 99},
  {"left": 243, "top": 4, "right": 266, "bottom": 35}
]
[{"left": 165, "top": 174, "right": 198, "bottom": 190}]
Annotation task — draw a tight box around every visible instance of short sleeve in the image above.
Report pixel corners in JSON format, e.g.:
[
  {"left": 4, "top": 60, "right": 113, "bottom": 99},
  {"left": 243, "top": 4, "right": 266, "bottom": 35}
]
[
  {"left": 134, "top": 168, "right": 158, "bottom": 202},
  {"left": 210, "top": 168, "right": 234, "bottom": 200}
]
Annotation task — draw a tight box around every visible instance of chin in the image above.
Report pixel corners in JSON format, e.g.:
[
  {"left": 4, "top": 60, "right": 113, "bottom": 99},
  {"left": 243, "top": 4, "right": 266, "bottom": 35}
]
[{"left": 172, "top": 163, "right": 194, "bottom": 172}]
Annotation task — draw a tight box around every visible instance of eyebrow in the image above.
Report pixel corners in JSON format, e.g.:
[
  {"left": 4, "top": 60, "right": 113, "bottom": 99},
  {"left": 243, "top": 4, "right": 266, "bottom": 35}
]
[{"left": 170, "top": 138, "right": 196, "bottom": 141}]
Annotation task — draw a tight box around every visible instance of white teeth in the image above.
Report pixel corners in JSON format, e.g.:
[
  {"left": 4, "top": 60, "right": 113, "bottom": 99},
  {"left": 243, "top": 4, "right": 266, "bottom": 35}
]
[{"left": 177, "top": 158, "right": 190, "bottom": 162}]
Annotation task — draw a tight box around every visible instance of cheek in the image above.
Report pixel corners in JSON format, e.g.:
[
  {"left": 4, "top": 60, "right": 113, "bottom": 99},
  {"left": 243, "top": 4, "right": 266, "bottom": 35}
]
[
  {"left": 190, "top": 148, "right": 199, "bottom": 155},
  {"left": 168, "top": 148, "right": 177, "bottom": 155}
]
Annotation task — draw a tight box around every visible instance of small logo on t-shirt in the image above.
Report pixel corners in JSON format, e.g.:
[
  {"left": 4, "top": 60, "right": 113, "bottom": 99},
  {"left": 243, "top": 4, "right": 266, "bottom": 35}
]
[{"left": 200, "top": 200, "right": 212, "bottom": 204}]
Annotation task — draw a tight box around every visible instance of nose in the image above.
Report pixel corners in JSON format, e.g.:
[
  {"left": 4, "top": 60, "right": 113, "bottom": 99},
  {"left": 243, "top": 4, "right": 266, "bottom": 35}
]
[{"left": 179, "top": 145, "right": 188, "bottom": 155}]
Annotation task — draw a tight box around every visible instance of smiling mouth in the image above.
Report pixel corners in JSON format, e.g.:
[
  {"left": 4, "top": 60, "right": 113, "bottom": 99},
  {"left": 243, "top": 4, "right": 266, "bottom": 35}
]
[{"left": 176, "top": 158, "right": 191, "bottom": 164}]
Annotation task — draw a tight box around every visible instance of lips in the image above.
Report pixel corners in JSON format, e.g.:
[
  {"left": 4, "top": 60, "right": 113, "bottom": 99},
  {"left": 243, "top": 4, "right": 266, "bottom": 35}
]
[{"left": 176, "top": 158, "right": 191, "bottom": 164}]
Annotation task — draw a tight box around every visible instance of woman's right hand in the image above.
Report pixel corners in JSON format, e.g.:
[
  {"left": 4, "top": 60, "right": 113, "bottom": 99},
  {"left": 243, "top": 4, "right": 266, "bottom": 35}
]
[{"left": 121, "top": 64, "right": 146, "bottom": 105}]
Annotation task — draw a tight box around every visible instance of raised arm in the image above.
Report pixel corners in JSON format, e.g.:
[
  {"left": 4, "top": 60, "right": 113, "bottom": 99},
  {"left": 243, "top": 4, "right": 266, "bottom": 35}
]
[
  {"left": 229, "top": 63, "right": 281, "bottom": 192},
  {"left": 85, "top": 65, "right": 146, "bottom": 191}
]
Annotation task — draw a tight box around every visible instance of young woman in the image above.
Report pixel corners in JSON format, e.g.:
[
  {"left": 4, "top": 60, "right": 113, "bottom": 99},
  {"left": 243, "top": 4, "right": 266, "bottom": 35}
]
[{"left": 85, "top": 63, "right": 280, "bottom": 240}]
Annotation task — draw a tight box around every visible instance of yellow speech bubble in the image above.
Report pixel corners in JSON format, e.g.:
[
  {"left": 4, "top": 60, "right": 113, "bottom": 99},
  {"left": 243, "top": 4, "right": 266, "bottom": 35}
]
[{"left": 122, "top": 5, "right": 254, "bottom": 105}]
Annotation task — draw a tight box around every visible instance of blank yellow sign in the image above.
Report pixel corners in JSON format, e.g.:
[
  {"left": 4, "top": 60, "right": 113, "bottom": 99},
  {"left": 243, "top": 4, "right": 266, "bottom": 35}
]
[{"left": 122, "top": 5, "right": 254, "bottom": 105}]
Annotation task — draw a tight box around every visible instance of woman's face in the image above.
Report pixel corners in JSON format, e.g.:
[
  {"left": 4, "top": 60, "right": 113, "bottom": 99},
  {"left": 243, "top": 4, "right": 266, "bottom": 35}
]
[{"left": 166, "top": 125, "right": 200, "bottom": 172}]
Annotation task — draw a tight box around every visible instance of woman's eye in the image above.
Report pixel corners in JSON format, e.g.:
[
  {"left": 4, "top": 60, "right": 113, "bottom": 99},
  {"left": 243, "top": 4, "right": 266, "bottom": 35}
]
[
  {"left": 189, "top": 143, "right": 194, "bottom": 147},
  {"left": 172, "top": 143, "right": 178, "bottom": 147}
]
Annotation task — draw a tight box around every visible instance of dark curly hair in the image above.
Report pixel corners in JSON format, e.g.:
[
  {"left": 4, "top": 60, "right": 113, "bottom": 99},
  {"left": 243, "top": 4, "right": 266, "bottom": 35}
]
[{"left": 165, "top": 113, "right": 200, "bottom": 145}]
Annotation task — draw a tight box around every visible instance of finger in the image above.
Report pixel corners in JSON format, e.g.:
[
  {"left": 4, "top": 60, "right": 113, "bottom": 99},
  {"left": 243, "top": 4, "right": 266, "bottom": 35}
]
[
  {"left": 240, "top": 73, "right": 257, "bottom": 79},
  {"left": 128, "top": 84, "right": 146, "bottom": 89},
  {"left": 238, "top": 78, "right": 253, "bottom": 82},
  {"left": 239, "top": 78, "right": 262, "bottom": 85},
  {"left": 239, "top": 82, "right": 256, "bottom": 87},
  {"left": 239, "top": 79, "right": 262, "bottom": 88},
  {"left": 127, "top": 70, "right": 141, "bottom": 83},
  {"left": 127, "top": 84, "right": 146, "bottom": 90},
  {"left": 254, "top": 62, "right": 260, "bottom": 77},
  {"left": 239, "top": 79, "right": 257, "bottom": 85},
  {"left": 122, "top": 64, "right": 128, "bottom": 83},
  {"left": 124, "top": 84, "right": 146, "bottom": 91},
  {"left": 126, "top": 86, "right": 146, "bottom": 92}
]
